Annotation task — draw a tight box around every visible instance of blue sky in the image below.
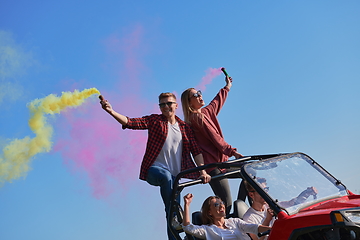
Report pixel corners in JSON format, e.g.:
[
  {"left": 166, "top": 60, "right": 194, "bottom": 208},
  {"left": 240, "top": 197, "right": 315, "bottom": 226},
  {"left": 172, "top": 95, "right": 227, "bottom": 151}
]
[{"left": 1, "top": 1, "right": 360, "bottom": 239}]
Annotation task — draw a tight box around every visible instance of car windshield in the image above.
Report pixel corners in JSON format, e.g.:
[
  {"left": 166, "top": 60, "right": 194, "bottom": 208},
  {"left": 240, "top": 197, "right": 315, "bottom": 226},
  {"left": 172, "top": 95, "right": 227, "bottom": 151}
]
[{"left": 243, "top": 153, "right": 348, "bottom": 215}]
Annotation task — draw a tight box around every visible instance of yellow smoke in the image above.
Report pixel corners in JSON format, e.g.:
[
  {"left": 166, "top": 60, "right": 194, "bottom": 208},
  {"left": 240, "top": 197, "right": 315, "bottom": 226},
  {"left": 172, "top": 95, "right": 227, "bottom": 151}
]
[{"left": 0, "top": 87, "right": 100, "bottom": 185}]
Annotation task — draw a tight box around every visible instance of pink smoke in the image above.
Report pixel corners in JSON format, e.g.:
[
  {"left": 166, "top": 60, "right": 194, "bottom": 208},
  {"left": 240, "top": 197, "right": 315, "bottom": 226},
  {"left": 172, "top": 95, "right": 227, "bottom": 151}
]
[
  {"left": 195, "top": 67, "right": 222, "bottom": 91},
  {"left": 103, "top": 24, "right": 149, "bottom": 92},
  {"left": 54, "top": 25, "right": 152, "bottom": 199},
  {"left": 54, "top": 100, "right": 147, "bottom": 198},
  {"left": 53, "top": 24, "right": 223, "bottom": 199}
]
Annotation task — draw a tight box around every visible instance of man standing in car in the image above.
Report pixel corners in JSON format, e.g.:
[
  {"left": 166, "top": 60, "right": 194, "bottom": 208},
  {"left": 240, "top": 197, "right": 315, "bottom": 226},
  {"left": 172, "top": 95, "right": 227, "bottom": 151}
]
[{"left": 100, "top": 92, "right": 211, "bottom": 240}]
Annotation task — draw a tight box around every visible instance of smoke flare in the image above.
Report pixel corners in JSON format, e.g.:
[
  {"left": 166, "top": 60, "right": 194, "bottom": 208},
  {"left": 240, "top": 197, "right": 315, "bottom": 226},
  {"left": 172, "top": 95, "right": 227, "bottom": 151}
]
[
  {"left": 195, "top": 67, "right": 222, "bottom": 91},
  {"left": 0, "top": 87, "right": 100, "bottom": 185}
]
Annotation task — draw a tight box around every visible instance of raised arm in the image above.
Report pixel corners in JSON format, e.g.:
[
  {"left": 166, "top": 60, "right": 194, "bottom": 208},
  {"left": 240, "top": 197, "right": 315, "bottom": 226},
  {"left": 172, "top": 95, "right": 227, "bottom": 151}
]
[
  {"left": 100, "top": 98, "right": 128, "bottom": 125},
  {"left": 224, "top": 76, "right": 243, "bottom": 158},
  {"left": 183, "top": 193, "right": 193, "bottom": 226}
]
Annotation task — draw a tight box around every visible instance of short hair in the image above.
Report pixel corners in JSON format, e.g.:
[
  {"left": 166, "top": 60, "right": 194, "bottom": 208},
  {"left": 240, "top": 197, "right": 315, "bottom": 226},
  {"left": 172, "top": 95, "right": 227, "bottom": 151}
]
[{"left": 158, "top": 92, "right": 176, "bottom": 102}]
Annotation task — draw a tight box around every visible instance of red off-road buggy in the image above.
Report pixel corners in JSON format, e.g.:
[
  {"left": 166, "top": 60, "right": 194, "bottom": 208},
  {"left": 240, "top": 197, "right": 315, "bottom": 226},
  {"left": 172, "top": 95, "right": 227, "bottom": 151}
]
[{"left": 169, "top": 152, "right": 360, "bottom": 240}]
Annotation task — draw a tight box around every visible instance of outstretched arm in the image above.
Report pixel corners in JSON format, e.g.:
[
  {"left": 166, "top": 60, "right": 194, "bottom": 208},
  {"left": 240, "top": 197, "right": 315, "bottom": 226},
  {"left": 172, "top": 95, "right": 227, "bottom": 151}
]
[
  {"left": 280, "top": 187, "right": 318, "bottom": 208},
  {"left": 224, "top": 75, "right": 244, "bottom": 158},
  {"left": 100, "top": 98, "right": 128, "bottom": 125}
]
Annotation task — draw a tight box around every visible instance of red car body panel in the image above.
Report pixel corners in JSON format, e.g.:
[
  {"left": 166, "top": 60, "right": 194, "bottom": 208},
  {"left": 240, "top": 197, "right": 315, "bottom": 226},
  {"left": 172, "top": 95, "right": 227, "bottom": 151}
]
[{"left": 268, "top": 195, "right": 360, "bottom": 239}]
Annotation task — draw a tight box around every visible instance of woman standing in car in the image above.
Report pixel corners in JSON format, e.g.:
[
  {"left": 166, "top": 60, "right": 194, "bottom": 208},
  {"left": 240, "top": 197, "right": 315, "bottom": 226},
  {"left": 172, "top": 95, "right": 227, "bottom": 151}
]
[{"left": 181, "top": 74, "right": 244, "bottom": 215}]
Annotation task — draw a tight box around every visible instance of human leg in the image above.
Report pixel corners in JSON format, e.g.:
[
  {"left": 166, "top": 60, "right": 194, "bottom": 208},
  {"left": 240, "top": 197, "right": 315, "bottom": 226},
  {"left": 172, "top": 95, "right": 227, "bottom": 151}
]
[
  {"left": 146, "top": 166, "right": 179, "bottom": 240},
  {"left": 209, "top": 168, "right": 232, "bottom": 215},
  {"left": 146, "top": 166, "right": 175, "bottom": 209}
]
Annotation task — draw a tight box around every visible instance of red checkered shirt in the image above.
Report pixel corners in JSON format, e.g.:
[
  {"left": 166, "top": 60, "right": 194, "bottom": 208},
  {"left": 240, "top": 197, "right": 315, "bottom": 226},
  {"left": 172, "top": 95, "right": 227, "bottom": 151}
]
[{"left": 123, "top": 114, "right": 201, "bottom": 180}]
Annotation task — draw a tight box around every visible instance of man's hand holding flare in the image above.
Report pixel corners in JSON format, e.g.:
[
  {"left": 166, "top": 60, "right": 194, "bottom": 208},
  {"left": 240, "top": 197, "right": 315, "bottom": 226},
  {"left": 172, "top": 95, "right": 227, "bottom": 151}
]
[{"left": 99, "top": 95, "right": 113, "bottom": 114}]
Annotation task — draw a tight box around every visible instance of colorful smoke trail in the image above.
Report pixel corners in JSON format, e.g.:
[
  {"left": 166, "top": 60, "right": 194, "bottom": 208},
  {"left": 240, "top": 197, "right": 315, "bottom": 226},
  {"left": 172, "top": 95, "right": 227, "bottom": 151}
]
[
  {"left": 53, "top": 98, "right": 149, "bottom": 198},
  {"left": 0, "top": 22, "right": 224, "bottom": 199},
  {"left": 0, "top": 88, "right": 100, "bottom": 185},
  {"left": 53, "top": 26, "right": 151, "bottom": 198},
  {"left": 195, "top": 67, "right": 223, "bottom": 91}
]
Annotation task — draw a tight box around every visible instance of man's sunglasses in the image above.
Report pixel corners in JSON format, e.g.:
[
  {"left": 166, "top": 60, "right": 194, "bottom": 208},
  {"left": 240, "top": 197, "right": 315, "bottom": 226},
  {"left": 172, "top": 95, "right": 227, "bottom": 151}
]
[
  {"left": 192, "top": 90, "right": 202, "bottom": 98},
  {"left": 159, "top": 102, "right": 176, "bottom": 108}
]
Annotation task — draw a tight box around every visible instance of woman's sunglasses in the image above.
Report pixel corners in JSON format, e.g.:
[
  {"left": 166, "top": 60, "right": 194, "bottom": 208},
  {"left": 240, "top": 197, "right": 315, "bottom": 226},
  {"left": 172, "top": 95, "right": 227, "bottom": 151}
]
[
  {"left": 214, "top": 201, "right": 225, "bottom": 208},
  {"left": 192, "top": 90, "right": 202, "bottom": 98}
]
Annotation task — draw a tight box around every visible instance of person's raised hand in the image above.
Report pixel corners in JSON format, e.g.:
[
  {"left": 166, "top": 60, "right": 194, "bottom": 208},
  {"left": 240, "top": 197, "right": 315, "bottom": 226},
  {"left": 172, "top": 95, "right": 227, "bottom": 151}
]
[{"left": 184, "top": 193, "right": 193, "bottom": 205}]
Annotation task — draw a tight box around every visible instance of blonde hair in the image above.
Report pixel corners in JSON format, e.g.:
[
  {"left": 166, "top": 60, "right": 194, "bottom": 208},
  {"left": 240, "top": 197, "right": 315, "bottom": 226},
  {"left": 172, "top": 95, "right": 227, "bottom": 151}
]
[
  {"left": 158, "top": 92, "right": 176, "bottom": 102},
  {"left": 181, "top": 88, "right": 204, "bottom": 125},
  {"left": 181, "top": 88, "right": 194, "bottom": 123}
]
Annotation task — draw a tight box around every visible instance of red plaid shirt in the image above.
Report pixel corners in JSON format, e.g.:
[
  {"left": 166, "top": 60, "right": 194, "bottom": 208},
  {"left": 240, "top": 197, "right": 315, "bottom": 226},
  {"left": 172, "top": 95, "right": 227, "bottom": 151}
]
[{"left": 123, "top": 114, "right": 201, "bottom": 180}]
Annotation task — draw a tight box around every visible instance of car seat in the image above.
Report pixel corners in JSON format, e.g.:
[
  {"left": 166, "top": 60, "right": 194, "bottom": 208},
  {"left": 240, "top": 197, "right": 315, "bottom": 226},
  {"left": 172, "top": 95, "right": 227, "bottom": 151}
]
[
  {"left": 192, "top": 211, "right": 202, "bottom": 225},
  {"left": 233, "top": 199, "right": 249, "bottom": 219}
]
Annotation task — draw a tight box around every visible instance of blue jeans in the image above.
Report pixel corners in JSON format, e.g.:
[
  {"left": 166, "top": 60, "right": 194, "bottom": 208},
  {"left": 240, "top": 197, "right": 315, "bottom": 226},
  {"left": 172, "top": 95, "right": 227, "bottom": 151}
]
[{"left": 146, "top": 166, "right": 180, "bottom": 240}]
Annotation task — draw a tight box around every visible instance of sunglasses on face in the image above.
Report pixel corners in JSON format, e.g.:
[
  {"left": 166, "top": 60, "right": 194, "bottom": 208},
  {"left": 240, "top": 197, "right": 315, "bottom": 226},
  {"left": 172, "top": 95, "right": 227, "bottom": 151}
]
[
  {"left": 192, "top": 90, "right": 202, "bottom": 98},
  {"left": 213, "top": 201, "right": 225, "bottom": 208},
  {"left": 159, "top": 102, "right": 176, "bottom": 108}
]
